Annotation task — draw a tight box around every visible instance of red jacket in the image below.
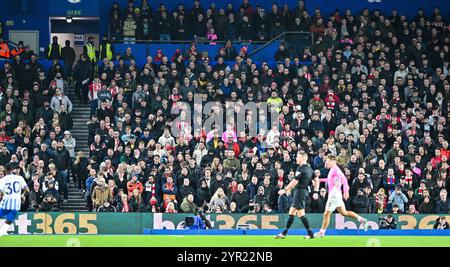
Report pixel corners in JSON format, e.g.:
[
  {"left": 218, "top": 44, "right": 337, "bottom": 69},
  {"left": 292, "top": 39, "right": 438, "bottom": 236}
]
[
  {"left": 127, "top": 181, "right": 144, "bottom": 196},
  {"left": 225, "top": 141, "right": 240, "bottom": 156}
]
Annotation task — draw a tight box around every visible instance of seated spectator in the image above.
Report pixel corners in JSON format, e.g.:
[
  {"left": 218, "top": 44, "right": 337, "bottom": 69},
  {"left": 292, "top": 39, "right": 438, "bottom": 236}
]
[
  {"left": 166, "top": 201, "right": 178, "bottom": 213},
  {"left": 127, "top": 175, "right": 143, "bottom": 197},
  {"left": 91, "top": 178, "right": 112, "bottom": 210},
  {"left": 433, "top": 216, "right": 449, "bottom": 230},
  {"left": 379, "top": 214, "right": 397, "bottom": 229},
  {"left": 129, "top": 188, "right": 142, "bottom": 212},
  {"left": 39, "top": 194, "right": 60, "bottom": 212},
  {"left": 310, "top": 188, "right": 327, "bottom": 213},
  {"left": 162, "top": 176, "right": 178, "bottom": 201},
  {"left": 28, "top": 182, "right": 44, "bottom": 209},
  {"left": 116, "top": 193, "right": 130, "bottom": 212},
  {"left": 208, "top": 188, "right": 229, "bottom": 213},
  {"left": 375, "top": 188, "right": 388, "bottom": 213},
  {"left": 180, "top": 194, "right": 197, "bottom": 213},
  {"left": 419, "top": 196, "right": 435, "bottom": 214},
  {"left": 97, "top": 201, "right": 117, "bottom": 212}
]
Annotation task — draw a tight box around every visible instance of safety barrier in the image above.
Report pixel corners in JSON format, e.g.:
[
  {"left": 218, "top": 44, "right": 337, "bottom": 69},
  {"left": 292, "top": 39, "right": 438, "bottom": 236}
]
[
  {"left": 143, "top": 229, "right": 450, "bottom": 236},
  {"left": 8, "top": 213, "right": 450, "bottom": 235}
]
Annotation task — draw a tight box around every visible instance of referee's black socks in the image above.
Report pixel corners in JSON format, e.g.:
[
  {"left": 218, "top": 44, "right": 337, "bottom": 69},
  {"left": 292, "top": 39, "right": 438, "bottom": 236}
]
[
  {"left": 282, "top": 215, "right": 295, "bottom": 235},
  {"left": 300, "top": 215, "right": 313, "bottom": 235}
]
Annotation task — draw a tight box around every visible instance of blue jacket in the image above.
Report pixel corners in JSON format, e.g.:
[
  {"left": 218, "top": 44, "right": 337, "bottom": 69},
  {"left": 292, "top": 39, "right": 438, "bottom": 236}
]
[
  {"left": 86, "top": 176, "right": 95, "bottom": 197},
  {"left": 189, "top": 215, "right": 206, "bottom": 230}
]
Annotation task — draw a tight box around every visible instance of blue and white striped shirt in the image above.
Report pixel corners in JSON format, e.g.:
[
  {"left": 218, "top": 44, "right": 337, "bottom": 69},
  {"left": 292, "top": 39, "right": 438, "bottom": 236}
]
[{"left": 0, "top": 174, "right": 28, "bottom": 211}]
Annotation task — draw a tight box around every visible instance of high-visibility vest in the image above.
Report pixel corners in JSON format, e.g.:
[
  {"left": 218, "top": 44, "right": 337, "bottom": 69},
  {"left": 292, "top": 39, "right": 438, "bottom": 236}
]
[
  {"left": 85, "top": 43, "right": 96, "bottom": 63},
  {"left": 0, "top": 42, "right": 10, "bottom": 58},
  {"left": 11, "top": 47, "right": 24, "bottom": 57},
  {"left": 99, "top": 43, "right": 113, "bottom": 61},
  {"left": 48, "top": 44, "right": 61, "bottom": 58}
]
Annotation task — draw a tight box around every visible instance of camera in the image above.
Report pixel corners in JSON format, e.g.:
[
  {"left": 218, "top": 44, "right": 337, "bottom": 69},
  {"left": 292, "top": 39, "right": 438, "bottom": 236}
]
[{"left": 378, "top": 216, "right": 388, "bottom": 227}]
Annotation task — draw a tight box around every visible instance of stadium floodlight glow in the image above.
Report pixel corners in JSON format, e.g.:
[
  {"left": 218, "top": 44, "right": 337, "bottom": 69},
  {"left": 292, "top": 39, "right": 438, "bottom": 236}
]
[{"left": 66, "top": 16, "right": 73, "bottom": 23}]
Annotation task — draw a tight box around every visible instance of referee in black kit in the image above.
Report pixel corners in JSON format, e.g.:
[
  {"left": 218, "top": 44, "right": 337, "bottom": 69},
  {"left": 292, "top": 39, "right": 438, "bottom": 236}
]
[{"left": 275, "top": 151, "right": 314, "bottom": 239}]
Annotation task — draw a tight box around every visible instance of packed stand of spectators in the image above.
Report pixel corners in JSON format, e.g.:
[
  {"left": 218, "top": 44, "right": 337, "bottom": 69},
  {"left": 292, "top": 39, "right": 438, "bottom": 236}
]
[
  {"left": 109, "top": 0, "right": 315, "bottom": 42},
  {"left": 79, "top": 2, "right": 450, "bottom": 214},
  {"left": 0, "top": 34, "right": 76, "bottom": 211}
]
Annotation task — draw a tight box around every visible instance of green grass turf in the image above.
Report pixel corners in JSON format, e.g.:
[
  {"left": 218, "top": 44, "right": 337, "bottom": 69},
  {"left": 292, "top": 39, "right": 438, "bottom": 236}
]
[{"left": 0, "top": 235, "right": 450, "bottom": 247}]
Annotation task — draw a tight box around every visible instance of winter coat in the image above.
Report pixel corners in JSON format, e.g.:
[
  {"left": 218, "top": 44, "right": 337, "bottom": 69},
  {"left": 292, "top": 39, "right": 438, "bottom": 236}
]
[
  {"left": 180, "top": 197, "right": 197, "bottom": 213},
  {"left": 352, "top": 194, "right": 369, "bottom": 213},
  {"left": 230, "top": 191, "right": 250, "bottom": 212},
  {"left": 123, "top": 18, "right": 137, "bottom": 37},
  {"left": 91, "top": 186, "right": 112, "bottom": 207}
]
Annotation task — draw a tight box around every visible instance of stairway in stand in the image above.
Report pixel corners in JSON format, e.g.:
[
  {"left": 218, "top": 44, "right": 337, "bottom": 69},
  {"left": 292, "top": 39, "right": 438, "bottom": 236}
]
[{"left": 61, "top": 86, "right": 90, "bottom": 211}]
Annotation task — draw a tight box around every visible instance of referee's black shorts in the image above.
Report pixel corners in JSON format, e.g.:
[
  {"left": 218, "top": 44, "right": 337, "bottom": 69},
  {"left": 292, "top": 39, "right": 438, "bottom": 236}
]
[{"left": 291, "top": 189, "right": 308, "bottom": 210}]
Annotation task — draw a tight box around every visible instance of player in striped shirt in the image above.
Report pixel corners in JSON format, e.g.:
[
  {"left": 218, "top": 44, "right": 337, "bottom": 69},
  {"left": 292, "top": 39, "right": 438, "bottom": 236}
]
[
  {"left": 0, "top": 163, "right": 29, "bottom": 237},
  {"left": 314, "top": 155, "right": 368, "bottom": 238}
]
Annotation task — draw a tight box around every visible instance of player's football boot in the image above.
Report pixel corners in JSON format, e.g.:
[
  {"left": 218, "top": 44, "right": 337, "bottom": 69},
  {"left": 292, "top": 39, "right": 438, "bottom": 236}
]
[
  {"left": 274, "top": 233, "right": 286, "bottom": 239},
  {"left": 304, "top": 234, "right": 314, "bottom": 239},
  {"left": 313, "top": 231, "right": 325, "bottom": 238},
  {"left": 361, "top": 219, "right": 369, "bottom": 231}
]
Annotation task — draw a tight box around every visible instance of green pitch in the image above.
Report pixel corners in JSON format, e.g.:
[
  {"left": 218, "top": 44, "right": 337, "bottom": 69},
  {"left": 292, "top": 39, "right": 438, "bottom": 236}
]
[{"left": 1, "top": 235, "right": 450, "bottom": 247}]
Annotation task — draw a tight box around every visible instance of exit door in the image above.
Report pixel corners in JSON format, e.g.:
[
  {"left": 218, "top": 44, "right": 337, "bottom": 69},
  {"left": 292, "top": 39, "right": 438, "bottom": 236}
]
[
  {"left": 49, "top": 17, "right": 100, "bottom": 61},
  {"left": 50, "top": 33, "right": 99, "bottom": 60}
]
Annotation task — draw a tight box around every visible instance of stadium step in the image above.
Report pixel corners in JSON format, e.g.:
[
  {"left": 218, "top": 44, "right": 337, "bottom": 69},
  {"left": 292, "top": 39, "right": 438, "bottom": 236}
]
[{"left": 62, "top": 85, "right": 90, "bottom": 212}]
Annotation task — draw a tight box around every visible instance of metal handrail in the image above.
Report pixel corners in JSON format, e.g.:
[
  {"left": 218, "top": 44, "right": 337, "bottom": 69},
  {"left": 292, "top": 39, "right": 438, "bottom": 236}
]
[
  {"left": 247, "top": 31, "right": 312, "bottom": 57},
  {"left": 111, "top": 39, "right": 268, "bottom": 45}
]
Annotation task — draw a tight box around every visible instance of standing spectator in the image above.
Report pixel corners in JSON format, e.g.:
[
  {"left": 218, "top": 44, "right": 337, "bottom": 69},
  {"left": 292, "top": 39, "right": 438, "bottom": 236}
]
[
  {"left": 50, "top": 88, "right": 73, "bottom": 114},
  {"left": 222, "top": 39, "right": 237, "bottom": 61},
  {"left": 352, "top": 188, "right": 369, "bottom": 213},
  {"left": 274, "top": 43, "right": 289, "bottom": 61},
  {"left": 92, "top": 178, "right": 112, "bottom": 211},
  {"left": 123, "top": 13, "right": 137, "bottom": 44},
  {"left": 388, "top": 185, "right": 409, "bottom": 212},
  {"left": 109, "top": 12, "right": 123, "bottom": 40},
  {"left": 137, "top": 17, "right": 153, "bottom": 41},
  {"left": 172, "top": 14, "right": 189, "bottom": 40},
  {"left": 155, "top": 11, "right": 171, "bottom": 40},
  {"left": 436, "top": 189, "right": 449, "bottom": 214},
  {"left": 61, "top": 40, "right": 76, "bottom": 81},
  {"left": 73, "top": 151, "right": 88, "bottom": 192},
  {"left": 53, "top": 140, "right": 71, "bottom": 203},
  {"left": 73, "top": 54, "right": 92, "bottom": 104},
  {"left": 62, "top": 130, "right": 76, "bottom": 181}
]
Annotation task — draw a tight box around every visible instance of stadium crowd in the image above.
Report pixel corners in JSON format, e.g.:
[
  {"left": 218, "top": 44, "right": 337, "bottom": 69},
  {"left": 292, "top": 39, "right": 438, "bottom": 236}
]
[{"left": 0, "top": 0, "right": 449, "bottom": 215}]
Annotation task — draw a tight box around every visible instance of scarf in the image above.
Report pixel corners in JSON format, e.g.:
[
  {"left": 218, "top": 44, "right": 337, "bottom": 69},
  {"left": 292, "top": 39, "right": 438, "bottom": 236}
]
[
  {"left": 122, "top": 200, "right": 129, "bottom": 212},
  {"left": 387, "top": 175, "right": 395, "bottom": 185}
]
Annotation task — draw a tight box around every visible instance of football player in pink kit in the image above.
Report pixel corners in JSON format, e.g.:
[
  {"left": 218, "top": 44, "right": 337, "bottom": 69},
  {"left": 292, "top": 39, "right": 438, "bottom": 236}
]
[{"left": 315, "top": 155, "right": 368, "bottom": 238}]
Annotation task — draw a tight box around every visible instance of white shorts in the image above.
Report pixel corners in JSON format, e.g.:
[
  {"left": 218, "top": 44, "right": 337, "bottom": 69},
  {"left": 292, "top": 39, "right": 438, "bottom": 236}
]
[{"left": 325, "top": 196, "right": 345, "bottom": 212}]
